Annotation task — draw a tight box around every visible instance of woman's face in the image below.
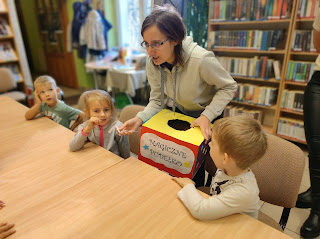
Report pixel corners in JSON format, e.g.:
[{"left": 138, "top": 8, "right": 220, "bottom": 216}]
[{"left": 142, "top": 25, "right": 176, "bottom": 65}]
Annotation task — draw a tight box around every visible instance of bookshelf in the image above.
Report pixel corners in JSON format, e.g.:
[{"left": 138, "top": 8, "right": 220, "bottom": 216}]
[
  {"left": 207, "top": 0, "right": 318, "bottom": 144},
  {"left": 275, "top": 0, "right": 319, "bottom": 144},
  {"left": 0, "top": 0, "right": 32, "bottom": 105}
]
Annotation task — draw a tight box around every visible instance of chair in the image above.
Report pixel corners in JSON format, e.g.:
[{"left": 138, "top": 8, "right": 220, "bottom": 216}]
[
  {"left": 251, "top": 133, "right": 305, "bottom": 231},
  {"left": 204, "top": 133, "right": 305, "bottom": 231},
  {"left": 0, "top": 67, "right": 27, "bottom": 105},
  {"left": 119, "top": 104, "right": 145, "bottom": 156}
]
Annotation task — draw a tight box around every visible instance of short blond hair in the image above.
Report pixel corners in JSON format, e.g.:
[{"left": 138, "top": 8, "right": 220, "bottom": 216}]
[
  {"left": 34, "top": 75, "right": 57, "bottom": 89},
  {"left": 82, "top": 90, "right": 117, "bottom": 122},
  {"left": 212, "top": 115, "right": 267, "bottom": 169}
]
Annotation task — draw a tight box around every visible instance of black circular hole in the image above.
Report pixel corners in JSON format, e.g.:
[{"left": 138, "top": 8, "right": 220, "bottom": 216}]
[{"left": 168, "top": 119, "right": 190, "bottom": 131}]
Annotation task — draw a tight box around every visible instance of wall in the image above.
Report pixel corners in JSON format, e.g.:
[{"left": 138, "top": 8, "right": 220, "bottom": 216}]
[
  {"left": 19, "top": 0, "right": 47, "bottom": 74},
  {"left": 20, "top": 0, "right": 118, "bottom": 89},
  {"left": 104, "top": 0, "right": 118, "bottom": 48}
]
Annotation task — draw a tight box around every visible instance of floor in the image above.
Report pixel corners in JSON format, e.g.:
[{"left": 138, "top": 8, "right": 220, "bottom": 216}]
[{"left": 61, "top": 86, "right": 318, "bottom": 239}]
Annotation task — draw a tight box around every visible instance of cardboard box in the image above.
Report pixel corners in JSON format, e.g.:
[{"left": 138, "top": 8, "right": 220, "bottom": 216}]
[{"left": 138, "top": 109, "right": 210, "bottom": 178}]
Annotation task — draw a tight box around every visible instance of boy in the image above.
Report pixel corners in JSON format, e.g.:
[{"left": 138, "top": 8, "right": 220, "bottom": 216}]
[
  {"left": 25, "top": 75, "right": 83, "bottom": 131},
  {"left": 173, "top": 115, "right": 267, "bottom": 220}
]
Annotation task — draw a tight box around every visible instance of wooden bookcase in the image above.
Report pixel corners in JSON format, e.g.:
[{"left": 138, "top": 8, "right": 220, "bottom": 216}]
[
  {"left": 0, "top": 0, "right": 32, "bottom": 104},
  {"left": 276, "top": 0, "right": 318, "bottom": 144},
  {"left": 207, "top": 0, "right": 317, "bottom": 144}
]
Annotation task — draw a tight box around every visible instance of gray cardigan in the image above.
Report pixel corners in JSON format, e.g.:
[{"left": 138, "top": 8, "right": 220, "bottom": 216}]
[
  {"left": 137, "top": 36, "right": 237, "bottom": 122},
  {"left": 69, "top": 120, "right": 130, "bottom": 159}
]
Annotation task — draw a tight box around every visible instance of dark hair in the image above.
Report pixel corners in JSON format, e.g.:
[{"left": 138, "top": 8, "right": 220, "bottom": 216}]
[{"left": 141, "top": 4, "right": 186, "bottom": 66}]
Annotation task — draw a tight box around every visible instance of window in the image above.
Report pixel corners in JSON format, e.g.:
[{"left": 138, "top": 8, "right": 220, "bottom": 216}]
[{"left": 116, "top": 0, "right": 151, "bottom": 48}]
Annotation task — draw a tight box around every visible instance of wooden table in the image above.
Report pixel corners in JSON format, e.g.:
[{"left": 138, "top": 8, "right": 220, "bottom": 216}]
[
  {"left": 0, "top": 96, "right": 123, "bottom": 218},
  {"left": 0, "top": 96, "right": 292, "bottom": 238},
  {"left": 85, "top": 60, "right": 123, "bottom": 89}
]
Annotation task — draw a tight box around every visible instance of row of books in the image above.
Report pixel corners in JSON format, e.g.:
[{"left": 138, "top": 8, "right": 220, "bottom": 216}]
[
  {"left": 210, "top": 0, "right": 292, "bottom": 22},
  {"left": 280, "top": 90, "right": 304, "bottom": 112},
  {"left": 224, "top": 105, "right": 263, "bottom": 122},
  {"left": 0, "top": 42, "right": 17, "bottom": 62},
  {"left": 233, "top": 84, "right": 278, "bottom": 106},
  {"left": 217, "top": 56, "right": 281, "bottom": 80},
  {"left": 208, "top": 30, "right": 284, "bottom": 50},
  {"left": 277, "top": 118, "right": 306, "bottom": 142},
  {"left": 286, "top": 60, "right": 315, "bottom": 82},
  {"left": 291, "top": 30, "right": 316, "bottom": 52},
  {"left": 297, "top": 0, "right": 320, "bottom": 18}
]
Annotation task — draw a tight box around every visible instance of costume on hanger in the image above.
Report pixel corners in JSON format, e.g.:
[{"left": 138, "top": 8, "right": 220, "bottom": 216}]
[
  {"left": 70, "top": 1, "right": 91, "bottom": 58},
  {"left": 79, "top": 8, "right": 112, "bottom": 63}
]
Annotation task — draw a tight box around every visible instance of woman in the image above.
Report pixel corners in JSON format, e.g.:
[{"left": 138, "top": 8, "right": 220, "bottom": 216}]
[
  {"left": 296, "top": 6, "right": 320, "bottom": 239},
  {"left": 119, "top": 4, "right": 237, "bottom": 186}
]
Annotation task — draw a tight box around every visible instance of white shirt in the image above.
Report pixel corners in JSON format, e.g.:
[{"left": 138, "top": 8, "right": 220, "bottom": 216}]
[{"left": 177, "top": 169, "right": 260, "bottom": 220}]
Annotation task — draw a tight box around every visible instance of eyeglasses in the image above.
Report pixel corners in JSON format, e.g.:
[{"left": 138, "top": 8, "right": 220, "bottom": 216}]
[{"left": 141, "top": 38, "right": 169, "bottom": 49}]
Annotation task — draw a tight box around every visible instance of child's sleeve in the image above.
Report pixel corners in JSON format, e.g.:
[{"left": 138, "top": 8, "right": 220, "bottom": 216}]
[
  {"left": 64, "top": 105, "right": 81, "bottom": 121},
  {"left": 177, "top": 184, "right": 253, "bottom": 221},
  {"left": 69, "top": 123, "right": 89, "bottom": 151}
]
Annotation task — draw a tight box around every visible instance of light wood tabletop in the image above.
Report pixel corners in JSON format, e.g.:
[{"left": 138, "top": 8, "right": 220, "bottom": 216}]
[
  {"left": 0, "top": 96, "right": 292, "bottom": 239},
  {"left": 0, "top": 96, "right": 123, "bottom": 218},
  {"left": 3, "top": 156, "right": 292, "bottom": 239}
]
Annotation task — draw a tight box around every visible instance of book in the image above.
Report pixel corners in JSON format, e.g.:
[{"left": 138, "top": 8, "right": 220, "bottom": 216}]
[
  {"left": 0, "top": 42, "right": 17, "bottom": 61},
  {"left": 261, "top": 56, "right": 268, "bottom": 78},
  {"left": 0, "top": 17, "right": 11, "bottom": 36},
  {"left": 273, "top": 60, "right": 281, "bottom": 81},
  {"left": 310, "top": 0, "right": 317, "bottom": 17}
]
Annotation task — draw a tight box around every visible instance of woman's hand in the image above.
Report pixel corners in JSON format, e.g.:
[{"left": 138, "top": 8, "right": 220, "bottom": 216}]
[
  {"left": 190, "top": 114, "right": 212, "bottom": 142},
  {"left": 118, "top": 117, "right": 143, "bottom": 136}
]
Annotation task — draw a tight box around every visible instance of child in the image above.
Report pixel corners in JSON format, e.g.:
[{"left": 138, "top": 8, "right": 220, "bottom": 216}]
[
  {"left": 69, "top": 90, "right": 130, "bottom": 159},
  {"left": 173, "top": 115, "right": 267, "bottom": 220},
  {"left": 0, "top": 200, "right": 15, "bottom": 238},
  {"left": 24, "top": 75, "right": 84, "bottom": 131}
]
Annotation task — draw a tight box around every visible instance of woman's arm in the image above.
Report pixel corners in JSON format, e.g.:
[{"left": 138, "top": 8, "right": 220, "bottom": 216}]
[
  {"left": 119, "top": 58, "right": 162, "bottom": 134},
  {"left": 313, "top": 3, "right": 320, "bottom": 52},
  {"left": 136, "top": 57, "right": 163, "bottom": 122},
  {"left": 313, "top": 29, "right": 320, "bottom": 53},
  {"left": 199, "top": 54, "right": 237, "bottom": 122}
]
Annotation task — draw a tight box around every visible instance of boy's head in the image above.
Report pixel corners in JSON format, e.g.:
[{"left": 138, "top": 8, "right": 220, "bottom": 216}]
[
  {"left": 210, "top": 115, "right": 267, "bottom": 170},
  {"left": 34, "top": 75, "right": 60, "bottom": 107},
  {"left": 34, "top": 75, "right": 57, "bottom": 89}
]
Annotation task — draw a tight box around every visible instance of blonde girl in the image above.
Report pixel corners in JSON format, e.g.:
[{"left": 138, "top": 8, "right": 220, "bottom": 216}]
[{"left": 69, "top": 90, "right": 130, "bottom": 159}]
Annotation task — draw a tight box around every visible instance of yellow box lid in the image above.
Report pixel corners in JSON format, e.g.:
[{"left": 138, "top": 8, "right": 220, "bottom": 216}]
[{"left": 143, "top": 109, "right": 205, "bottom": 146}]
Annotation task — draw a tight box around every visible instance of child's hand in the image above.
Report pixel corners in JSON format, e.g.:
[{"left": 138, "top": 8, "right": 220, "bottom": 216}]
[
  {"left": 172, "top": 177, "right": 195, "bottom": 188},
  {"left": 87, "top": 117, "right": 102, "bottom": 128},
  {"left": 34, "top": 90, "right": 42, "bottom": 105},
  {"left": 0, "top": 200, "right": 4, "bottom": 209},
  {"left": 0, "top": 222, "right": 15, "bottom": 239}
]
